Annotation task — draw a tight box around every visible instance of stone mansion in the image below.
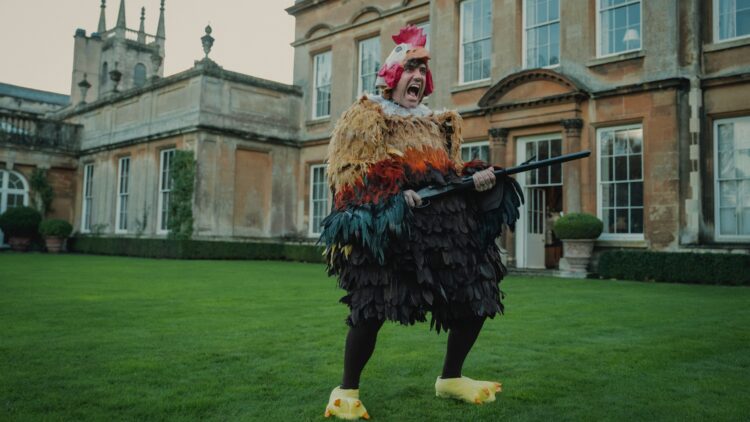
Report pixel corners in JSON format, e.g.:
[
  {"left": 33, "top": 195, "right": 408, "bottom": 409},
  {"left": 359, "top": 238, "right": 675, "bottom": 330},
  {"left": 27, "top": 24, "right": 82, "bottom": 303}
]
[{"left": 0, "top": 0, "right": 748, "bottom": 267}]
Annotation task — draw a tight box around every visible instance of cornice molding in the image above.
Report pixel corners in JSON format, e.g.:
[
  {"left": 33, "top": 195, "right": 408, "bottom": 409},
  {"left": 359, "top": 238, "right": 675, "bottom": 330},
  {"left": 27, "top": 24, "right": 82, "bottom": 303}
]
[{"left": 291, "top": 1, "right": 429, "bottom": 47}]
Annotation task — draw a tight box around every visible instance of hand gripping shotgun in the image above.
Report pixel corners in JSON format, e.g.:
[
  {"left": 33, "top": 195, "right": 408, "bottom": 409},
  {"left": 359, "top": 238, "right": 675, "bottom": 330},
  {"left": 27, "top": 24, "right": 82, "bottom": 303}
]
[{"left": 415, "top": 150, "right": 591, "bottom": 207}]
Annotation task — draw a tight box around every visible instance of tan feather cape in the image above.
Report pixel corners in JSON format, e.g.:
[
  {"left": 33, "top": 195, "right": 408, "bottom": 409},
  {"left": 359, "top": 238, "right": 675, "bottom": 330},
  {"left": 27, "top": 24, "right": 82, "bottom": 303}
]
[{"left": 327, "top": 97, "right": 466, "bottom": 194}]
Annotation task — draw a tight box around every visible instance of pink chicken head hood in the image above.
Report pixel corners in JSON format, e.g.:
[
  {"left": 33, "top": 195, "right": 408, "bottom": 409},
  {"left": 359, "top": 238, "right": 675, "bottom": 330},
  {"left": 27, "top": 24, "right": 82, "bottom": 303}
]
[{"left": 375, "top": 25, "right": 434, "bottom": 97}]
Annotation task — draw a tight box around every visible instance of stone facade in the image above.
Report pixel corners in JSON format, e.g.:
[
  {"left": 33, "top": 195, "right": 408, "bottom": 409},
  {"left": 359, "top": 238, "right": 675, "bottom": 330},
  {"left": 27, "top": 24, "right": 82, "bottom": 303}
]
[
  {"left": 57, "top": 61, "right": 302, "bottom": 238},
  {"left": 288, "top": 0, "right": 750, "bottom": 268},
  {"left": 0, "top": 1, "right": 304, "bottom": 242}
]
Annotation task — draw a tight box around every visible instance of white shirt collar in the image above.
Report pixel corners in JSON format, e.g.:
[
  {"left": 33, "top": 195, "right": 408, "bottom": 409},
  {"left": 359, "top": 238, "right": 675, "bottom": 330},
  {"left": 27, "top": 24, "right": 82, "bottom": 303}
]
[{"left": 365, "top": 94, "right": 433, "bottom": 118}]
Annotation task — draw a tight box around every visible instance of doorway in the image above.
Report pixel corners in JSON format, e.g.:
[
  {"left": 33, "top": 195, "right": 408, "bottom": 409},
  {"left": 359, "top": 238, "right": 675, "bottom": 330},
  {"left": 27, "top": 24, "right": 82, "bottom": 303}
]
[{"left": 515, "top": 134, "right": 563, "bottom": 269}]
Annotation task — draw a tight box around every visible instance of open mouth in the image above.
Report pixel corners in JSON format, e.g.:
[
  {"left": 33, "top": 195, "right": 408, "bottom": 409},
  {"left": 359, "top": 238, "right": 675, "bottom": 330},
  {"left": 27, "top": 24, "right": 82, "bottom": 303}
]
[{"left": 406, "top": 82, "right": 421, "bottom": 99}]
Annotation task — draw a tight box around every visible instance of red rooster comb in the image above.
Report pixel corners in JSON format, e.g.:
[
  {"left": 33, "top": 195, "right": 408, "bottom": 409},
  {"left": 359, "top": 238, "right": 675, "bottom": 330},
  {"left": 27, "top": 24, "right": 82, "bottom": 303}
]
[{"left": 392, "top": 25, "right": 427, "bottom": 48}]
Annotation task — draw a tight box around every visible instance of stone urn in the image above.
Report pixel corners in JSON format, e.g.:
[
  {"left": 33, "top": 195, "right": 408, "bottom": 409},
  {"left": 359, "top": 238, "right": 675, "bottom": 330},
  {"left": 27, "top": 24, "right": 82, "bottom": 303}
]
[
  {"left": 39, "top": 219, "right": 73, "bottom": 254},
  {"left": 44, "top": 236, "right": 64, "bottom": 253},
  {"left": 8, "top": 236, "right": 32, "bottom": 252},
  {"left": 561, "top": 239, "right": 595, "bottom": 274},
  {"left": 553, "top": 213, "right": 603, "bottom": 278}
]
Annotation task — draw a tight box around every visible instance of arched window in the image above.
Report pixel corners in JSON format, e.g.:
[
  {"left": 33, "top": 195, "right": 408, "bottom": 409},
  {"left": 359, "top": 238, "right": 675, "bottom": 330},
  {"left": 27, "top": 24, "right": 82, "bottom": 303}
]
[
  {"left": 0, "top": 170, "right": 30, "bottom": 244},
  {"left": 100, "top": 62, "right": 109, "bottom": 93},
  {"left": 0, "top": 170, "right": 29, "bottom": 211},
  {"left": 134, "top": 63, "right": 147, "bottom": 88}
]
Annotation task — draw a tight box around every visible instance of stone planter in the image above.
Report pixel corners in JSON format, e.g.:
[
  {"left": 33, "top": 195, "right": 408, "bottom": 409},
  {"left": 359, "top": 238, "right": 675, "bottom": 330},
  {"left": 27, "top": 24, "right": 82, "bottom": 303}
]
[
  {"left": 561, "top": 239, "right": 595, "bottom": 276},
  {"left": 45, "top": 236, "right": 64, "bottom": 253},
  {"left": 8, "top": 236, "right": 32, "bottom": 252}
]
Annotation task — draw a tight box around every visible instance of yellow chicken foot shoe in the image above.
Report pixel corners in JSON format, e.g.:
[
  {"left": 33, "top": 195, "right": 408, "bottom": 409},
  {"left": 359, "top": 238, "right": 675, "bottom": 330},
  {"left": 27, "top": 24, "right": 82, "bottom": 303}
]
[
  {"left": 435, "top": 376, "right": 502, "bottom": 404},
  {"left": 324, "top": 386, "right": 370, "bottom": 420}
]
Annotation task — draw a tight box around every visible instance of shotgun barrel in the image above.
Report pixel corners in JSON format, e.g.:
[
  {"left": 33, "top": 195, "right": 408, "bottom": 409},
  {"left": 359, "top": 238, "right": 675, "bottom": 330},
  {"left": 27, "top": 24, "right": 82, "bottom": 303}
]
[{"left": 416, "top": 150, "right": 591, "bottom": 200}]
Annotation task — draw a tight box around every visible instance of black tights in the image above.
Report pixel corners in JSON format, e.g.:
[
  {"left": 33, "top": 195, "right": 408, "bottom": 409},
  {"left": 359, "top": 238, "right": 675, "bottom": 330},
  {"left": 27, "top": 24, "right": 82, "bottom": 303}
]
[{"left": 340, "top": 316, "right": 487, "bottom": 389}]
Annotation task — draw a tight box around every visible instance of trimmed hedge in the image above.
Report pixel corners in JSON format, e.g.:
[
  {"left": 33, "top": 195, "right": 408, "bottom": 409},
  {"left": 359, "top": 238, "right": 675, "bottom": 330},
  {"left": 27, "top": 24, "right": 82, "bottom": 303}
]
[
  {"left": 554, "top": 213, "right": 603, "bottom": 239},
  {"left": 597, "top": 250, "right": 750, "bottom": 286},
  {"left": 39, "top": 219, "right": 73, "bottom": 238},
  {"left": 68, "top": 237, "right": 325, "bottom": 263}
]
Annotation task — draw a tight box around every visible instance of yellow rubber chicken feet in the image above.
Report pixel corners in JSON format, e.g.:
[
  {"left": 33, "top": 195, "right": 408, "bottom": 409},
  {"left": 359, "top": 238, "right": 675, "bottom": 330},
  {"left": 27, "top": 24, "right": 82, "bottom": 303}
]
[
  {"left": 324, "top": 386, "right": 370, "bottom": 420},
  {"left": 435, "top": 376, "right": 502, "bottom": 404}
]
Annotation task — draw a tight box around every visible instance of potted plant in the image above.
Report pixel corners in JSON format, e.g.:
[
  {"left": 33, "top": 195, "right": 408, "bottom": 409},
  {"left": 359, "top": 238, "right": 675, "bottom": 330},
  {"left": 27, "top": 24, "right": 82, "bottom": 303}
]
[
  {"left": 553, "top": 212, "right": 603, "bottom": 276},
  {"left": 0, "top": 206, "right": 42, "bottom": 252},
  {"left": 39, "top": 219, "right": 73, "bottom": 253}
]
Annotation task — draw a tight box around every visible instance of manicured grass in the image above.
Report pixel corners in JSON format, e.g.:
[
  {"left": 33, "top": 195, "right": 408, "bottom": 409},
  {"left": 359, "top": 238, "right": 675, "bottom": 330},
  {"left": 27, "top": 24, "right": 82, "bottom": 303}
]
[{"left": 1, "top": 253, "right": 749, "bottom": 421}]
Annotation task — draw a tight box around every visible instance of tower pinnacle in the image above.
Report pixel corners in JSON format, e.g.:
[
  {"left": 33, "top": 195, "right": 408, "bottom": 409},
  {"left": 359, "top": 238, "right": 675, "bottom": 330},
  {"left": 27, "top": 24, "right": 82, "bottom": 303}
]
[
  {"left": 116, "top": 0, "right": 126, "bottom": 29},
  {"left": 97, "top": 0, "right": 107, "bottom": 33},
  {"left": 138, "top": 7, "right": 146, "bottom": 42},
  {"left": 156, "top": 0, "right": 166, "bottom": 41}
]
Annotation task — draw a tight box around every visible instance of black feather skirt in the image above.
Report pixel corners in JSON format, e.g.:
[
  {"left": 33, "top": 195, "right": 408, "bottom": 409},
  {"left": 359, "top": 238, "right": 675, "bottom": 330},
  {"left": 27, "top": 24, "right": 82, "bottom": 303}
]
[{"left": 330, "top": 183, "right": 508, "bottom": 333}]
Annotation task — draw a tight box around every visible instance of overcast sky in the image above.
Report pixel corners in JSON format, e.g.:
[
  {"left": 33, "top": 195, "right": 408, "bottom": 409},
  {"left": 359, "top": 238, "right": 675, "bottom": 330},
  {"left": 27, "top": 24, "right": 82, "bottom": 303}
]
[{"left": 0, "top": 0, "right": 296, "bottom": 95}]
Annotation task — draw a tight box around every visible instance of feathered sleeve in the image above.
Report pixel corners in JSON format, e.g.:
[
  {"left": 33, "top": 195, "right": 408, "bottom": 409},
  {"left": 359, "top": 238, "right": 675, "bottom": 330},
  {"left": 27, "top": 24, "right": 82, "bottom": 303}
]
[
  {"left": 460, "top": 161, "right": 524, "bottom": 248},
  {"left": 435, "top": 112, "right": 524, "bottom": 248},
  {"left": 319, "top": 98, "right": 413, "bottom": 265}
]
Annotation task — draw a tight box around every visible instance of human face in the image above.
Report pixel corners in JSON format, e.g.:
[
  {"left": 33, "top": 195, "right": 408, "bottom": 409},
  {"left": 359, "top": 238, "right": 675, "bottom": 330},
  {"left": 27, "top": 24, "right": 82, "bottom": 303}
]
[{"left": 391, "top": 61, "right": 427, "bottom": 109}]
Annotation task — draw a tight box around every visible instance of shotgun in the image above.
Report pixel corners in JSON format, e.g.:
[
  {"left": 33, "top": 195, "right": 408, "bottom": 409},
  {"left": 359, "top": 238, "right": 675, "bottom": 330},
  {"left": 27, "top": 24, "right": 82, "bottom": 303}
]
[{"left": 415, "top": 150, "right": 591, "bottom": 201}]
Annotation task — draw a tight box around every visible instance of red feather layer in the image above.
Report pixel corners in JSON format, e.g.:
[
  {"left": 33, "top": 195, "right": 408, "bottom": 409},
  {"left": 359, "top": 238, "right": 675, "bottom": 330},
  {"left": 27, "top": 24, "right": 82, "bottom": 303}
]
[{"left": 334, "top": 146, "right": 454, "bottom": 209}]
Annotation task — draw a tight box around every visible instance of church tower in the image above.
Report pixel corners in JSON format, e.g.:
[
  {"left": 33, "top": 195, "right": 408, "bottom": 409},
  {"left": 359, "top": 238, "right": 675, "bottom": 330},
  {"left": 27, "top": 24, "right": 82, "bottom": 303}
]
[{"left": 70, "top": 0, "right": 166, "bottom": 105}]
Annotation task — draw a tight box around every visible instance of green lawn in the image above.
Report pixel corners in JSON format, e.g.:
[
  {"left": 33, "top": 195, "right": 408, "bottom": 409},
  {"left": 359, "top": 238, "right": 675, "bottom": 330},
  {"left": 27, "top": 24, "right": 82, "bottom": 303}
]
[{"left": 1, "top": 254, "right": 749, "bottom": 421}]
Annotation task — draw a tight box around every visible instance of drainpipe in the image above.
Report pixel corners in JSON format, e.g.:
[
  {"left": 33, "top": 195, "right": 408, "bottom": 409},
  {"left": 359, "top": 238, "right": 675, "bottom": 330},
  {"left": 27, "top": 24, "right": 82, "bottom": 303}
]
[{"left": 682, "top": 0, "right": 703, "bottom": 245}]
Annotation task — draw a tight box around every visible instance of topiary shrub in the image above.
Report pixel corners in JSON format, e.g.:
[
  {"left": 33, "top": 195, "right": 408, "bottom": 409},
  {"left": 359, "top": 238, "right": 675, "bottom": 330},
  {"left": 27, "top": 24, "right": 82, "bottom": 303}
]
[
  {"left": 553, "top": 212, "right": 603, "bottom": 239},
  {"left": 0, "top": 206, "right": 42, "bottom": 237},
  {"left": 39, "top": 219, "right": 73, "bottom": 238}
]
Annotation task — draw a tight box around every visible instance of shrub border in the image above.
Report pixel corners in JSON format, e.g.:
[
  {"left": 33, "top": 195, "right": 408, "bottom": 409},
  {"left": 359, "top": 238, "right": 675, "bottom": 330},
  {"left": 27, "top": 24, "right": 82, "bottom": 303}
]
[
  {"left": 597, "top": 250, "right": 750, "bottom": 285},
  {"left": 68, "top": 237, "right": 325, "bottom": 263}
]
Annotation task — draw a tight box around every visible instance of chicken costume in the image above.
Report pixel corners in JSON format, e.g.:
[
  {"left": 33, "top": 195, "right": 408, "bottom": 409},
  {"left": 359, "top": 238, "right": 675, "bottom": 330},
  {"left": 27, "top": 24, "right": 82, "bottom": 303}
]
[{"left": 320, "top": 26, "right": 522, "bottom": 420}]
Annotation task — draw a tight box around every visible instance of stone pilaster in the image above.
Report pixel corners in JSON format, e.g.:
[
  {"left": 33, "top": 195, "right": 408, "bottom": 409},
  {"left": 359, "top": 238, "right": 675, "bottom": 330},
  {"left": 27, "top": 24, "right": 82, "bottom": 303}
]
[
  {"left": 488, "top": 127, "right": 514, "bottom": 266},
  {"left": 488, "top": 127, "right": 509, "bottom": 167},
  {"left": 561, "top": 118, "right": 583, "bottom": 213}
]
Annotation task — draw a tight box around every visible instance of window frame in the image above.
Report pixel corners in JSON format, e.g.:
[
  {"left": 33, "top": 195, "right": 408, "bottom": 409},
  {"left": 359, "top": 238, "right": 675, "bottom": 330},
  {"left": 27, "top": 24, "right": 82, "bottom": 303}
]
[
  {"left": 459, "top": 0, "right": 493, "bottom": 85},
  {"left": 713, "top": 0, "right": 750, "bottom": 43},
  {"left": 522, "top": 0, "right": 561, "bottom": 69},
  {"left": 308, "top": 164, "right": 329, "bottom": 237},
  {"left": 596, "top": 0, "right": 643, "bottom": 58},
  {"left": 416, "top": 21, "right": 431, "bottom": 52},
  {"left": 115, "top": 156, "right": 130, "bottom": 234},
  {"left": 81, "top": 164, "right": 94, "bottom": 233},
  {"left": 312, "top": 50, "right": 332, "bottom": 120},
  {"left": 357, "top": 36, "right": 381, "bottom": 96},
  {"left": 521, "top": 134, "right": 564, "bottom": 187},
  {"left": 156, "top": 148, "right": 175, "bottom": 235},
  {"left": 133, "top": 63, "right": 147, "bottom": 88},
  {"left": 713, "top": 115, "right": 750, "bottom": 242},
  {"left": 461, "top": 140, "right": 490, "bottom": 163},
  {"left": 0, "top": 170, "right": 30, "bottom": 213},
  {"left": 596, "top": 123, "right": 645, "bottom": 241}
]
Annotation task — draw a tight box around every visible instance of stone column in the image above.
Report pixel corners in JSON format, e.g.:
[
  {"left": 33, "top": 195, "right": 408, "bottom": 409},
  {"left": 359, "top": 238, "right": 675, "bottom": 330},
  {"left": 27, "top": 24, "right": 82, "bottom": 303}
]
[
  {"left": 488, "top": 127, "right": 509, "bottom": 167},
  {"left": 488, "top": 127, "right": 514, "bottom": 266},
  {"left": 561, "top": 119, "right": 583, "bottom": 213}
]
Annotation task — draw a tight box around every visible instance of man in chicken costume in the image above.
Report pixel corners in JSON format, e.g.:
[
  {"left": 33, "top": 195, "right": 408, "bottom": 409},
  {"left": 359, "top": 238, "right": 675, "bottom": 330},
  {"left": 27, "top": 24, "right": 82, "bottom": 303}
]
[{"left": 320, "top": 25, "right": 522, "bottom": 420}]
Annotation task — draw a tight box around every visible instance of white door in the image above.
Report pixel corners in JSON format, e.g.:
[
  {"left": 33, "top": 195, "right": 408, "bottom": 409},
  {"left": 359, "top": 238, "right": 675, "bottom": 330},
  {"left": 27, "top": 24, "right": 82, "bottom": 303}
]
[
  {"left": 526, "top": 188, "right": 546, "bottom": 268},
  {"left": 515, "top": 134, "right": 563, "bottom": 268}
]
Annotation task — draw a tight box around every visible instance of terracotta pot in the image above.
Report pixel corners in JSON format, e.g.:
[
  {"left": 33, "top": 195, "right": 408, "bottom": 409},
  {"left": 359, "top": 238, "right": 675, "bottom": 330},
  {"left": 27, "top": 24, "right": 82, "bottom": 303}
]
[
  {"left": 561, "top": 239, "right": 595, "bottom": 274},
  {"left": 45, "top": 236, "right": 64, "bottom": 253},
  {"left": 8, "top": 236, "right": 32, "bottom": 252}
]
